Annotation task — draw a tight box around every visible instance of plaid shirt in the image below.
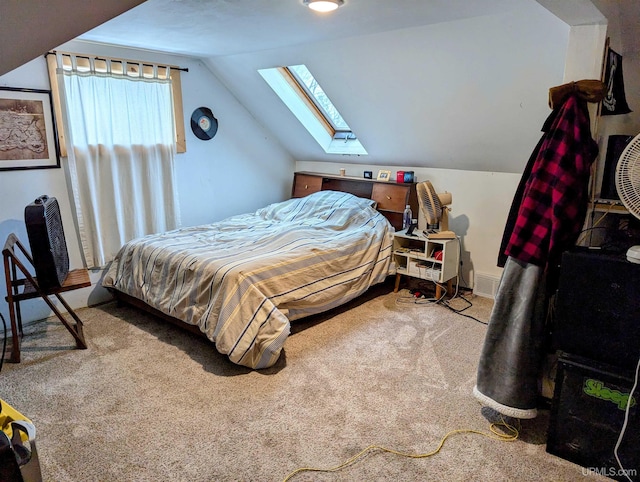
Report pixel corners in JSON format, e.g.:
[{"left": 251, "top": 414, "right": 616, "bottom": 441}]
[{"left": 504, "top": 94, "right": 598, "bottom": 270}]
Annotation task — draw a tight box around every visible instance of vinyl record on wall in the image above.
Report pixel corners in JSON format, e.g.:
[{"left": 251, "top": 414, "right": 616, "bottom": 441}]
[{"left": 190, "top": 107, "right": 218, "bottom": 140}]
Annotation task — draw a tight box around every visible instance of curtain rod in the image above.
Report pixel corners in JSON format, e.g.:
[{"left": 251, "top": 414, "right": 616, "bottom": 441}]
[{"left": 45, "top": 51, "right": 189, "bottom": 73}]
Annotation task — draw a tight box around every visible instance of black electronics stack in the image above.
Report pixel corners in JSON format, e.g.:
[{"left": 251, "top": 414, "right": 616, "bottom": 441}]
[{"left": 547, "top": 248, "right": 640, "bottom": 480}]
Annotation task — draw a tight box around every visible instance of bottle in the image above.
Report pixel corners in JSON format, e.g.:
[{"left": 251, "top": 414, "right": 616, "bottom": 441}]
[{"left": 403, "top": 205, "right": 412, "bottom": 231}]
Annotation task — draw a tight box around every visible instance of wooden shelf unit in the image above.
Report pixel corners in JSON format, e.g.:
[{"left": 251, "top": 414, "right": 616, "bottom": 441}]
[{"left": 392, "top": 230, "right": 460, "bottom": 297}]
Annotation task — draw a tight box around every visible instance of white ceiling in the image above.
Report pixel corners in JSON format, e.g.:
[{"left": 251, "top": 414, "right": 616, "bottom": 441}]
[
  {"left": 79, "top": 0, "right": 520, "bottom": 57},
  {"left": 77, "top": 0, "right": 640, "bottom": 60}
]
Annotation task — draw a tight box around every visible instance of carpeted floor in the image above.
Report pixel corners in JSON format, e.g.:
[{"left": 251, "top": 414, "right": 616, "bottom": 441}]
[{"left": 0, "top": 280, "right": 608, "bottom": 481}]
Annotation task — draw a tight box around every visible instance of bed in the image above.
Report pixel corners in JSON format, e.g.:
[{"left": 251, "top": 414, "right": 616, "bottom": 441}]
[{"left": 103, "top": 190, "right": 394, "bottom": 368}]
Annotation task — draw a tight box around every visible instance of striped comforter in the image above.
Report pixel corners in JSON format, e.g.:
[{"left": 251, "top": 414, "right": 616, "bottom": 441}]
[{"left": 103, "top": 191, "right": 394, "bottom": 368}]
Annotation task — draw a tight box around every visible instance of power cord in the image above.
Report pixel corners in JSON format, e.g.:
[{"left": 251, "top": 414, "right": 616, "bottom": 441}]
[
  {"left": 282, "top": 418, "right": 519, "bottom": 481},
  {"left": 577, "top": 203, "right": 616, "bottom": 246},
  {"left": 395, "top": 289, "right": 488, "bottom": 324},
  {"left": 441, "top": 295, "right": 488, "bottom": 326},
  {"left": 395, "top": 238, "right": 488, "bottom": 325},
  {"left": 614, "top": 354, "right": 640, "bottom": 482}
]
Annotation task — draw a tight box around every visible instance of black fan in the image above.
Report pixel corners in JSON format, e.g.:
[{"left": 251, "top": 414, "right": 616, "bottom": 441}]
[{"left": 25, "top": 195, "right": 69, "bottom": 290}]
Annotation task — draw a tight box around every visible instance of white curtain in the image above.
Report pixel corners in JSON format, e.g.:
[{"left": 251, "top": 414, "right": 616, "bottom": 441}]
[{"left": 58, "top": 57, "right": 180, "bottom": 268}]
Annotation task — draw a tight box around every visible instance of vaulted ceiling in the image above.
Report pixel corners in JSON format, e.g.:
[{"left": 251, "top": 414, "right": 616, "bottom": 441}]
[
  {"left": 0, "top": 0, "right": 145, "bottom": 76},
  {"left": 78, "top": 0, "right": 520, "bottom": 58}
]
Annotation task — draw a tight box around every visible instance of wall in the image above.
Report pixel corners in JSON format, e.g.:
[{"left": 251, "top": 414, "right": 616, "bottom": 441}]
[{"left": 0, "top": 40, "right": 294, "bottom": 325}]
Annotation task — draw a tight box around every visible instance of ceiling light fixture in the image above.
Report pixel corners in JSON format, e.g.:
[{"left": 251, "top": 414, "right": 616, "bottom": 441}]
[{"left": 303, "top": 0, "right": 344, "bottom": 13}]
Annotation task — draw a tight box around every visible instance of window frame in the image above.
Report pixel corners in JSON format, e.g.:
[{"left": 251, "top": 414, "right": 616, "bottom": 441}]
[
  {"left": 46, "top": 51, "right": 186, "bottom": 156},
  {"left": 259, "top": 65, "right": 367, "bottom": 156},
  {"left": 283, "top": 66, "right": 353, "bottom": 138}
]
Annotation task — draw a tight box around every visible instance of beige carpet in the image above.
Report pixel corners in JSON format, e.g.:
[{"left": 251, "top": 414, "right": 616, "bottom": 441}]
[{"left": 0, "top": 280, "right": 607, "bottom": 481}]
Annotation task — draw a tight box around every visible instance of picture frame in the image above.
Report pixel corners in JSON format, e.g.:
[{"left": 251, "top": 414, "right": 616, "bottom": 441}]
[
  {"left": 0, "top": 87, "right": 60, "bottom": 171},
  {"left": 376, "top": 169, "right": 391, "bottom": 181}
]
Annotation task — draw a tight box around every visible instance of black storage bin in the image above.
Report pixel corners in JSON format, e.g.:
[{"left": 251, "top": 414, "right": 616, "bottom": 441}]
[{"left": 547, "top": 353, "right": 639, "bottom": 480}]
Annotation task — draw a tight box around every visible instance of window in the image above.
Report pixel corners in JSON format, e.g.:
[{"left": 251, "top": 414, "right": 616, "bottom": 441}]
[
  {"left": 259, "top": 64, "right": 367, "bottom": 155},
  {"left": 46, "top": 52, "right": 186, "bottom": 155},
  {"left": 46, "top": 52, "right": 181, "bottom": 268},
  {"left": 287, "top": 65, "right": 351, "bottom": 133}
]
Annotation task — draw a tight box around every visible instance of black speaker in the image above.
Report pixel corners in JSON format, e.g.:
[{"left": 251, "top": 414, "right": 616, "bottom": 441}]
[
  {"left": 554, "top": 248, "right": 640, "bottom": 371},
  {"left": 600, "top": 135, "right": 634, "bottom": 200},
  {"left": 24, "top": 195, "right": 69, "bottom": 290},
  {"left": 547, "top": 353, "right": 639, "bottom": 477}
]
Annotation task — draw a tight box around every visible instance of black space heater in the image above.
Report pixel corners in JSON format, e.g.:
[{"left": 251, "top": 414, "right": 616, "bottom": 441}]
[{"left": 24, "top": 195, "right": 70, "bottom": 290}]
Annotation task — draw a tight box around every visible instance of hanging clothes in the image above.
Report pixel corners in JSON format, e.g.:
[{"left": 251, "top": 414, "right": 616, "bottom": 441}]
[
  {"left": 498, "top": 93, "right": 598, "bottom": 274},
  {"left": 475, "top": 93, "right": 598, "bottom": 419}
]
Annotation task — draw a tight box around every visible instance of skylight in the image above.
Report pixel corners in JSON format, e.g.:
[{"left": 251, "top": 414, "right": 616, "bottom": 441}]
[
  {"left": 258, "top": 64, "right": 367, "bottom": 156},
  {"left": 287, "top": 65, "right": 351, "bottom": 133}
]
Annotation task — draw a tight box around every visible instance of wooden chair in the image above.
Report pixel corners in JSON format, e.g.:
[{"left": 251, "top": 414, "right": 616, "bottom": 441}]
[{"left": 2, "top": 233, "right": 90, "bottom": 363}]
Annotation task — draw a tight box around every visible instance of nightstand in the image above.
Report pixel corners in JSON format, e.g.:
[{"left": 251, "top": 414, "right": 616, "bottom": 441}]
[{"left": 392, "top": 229, "right": 460, "bottom": 298}]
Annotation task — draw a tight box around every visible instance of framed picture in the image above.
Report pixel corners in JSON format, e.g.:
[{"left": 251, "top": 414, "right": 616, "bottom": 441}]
[
  {"left": 0, "top": 87, "right": 60, "bottom": 171},
  {"left": 376, "top": 169, "right": 391, "bottom": 181}
]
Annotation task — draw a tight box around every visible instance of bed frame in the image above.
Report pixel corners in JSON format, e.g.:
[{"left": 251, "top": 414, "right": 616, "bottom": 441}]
[{"left": 110, "top": 289, "right": 205, "bottom": 336}]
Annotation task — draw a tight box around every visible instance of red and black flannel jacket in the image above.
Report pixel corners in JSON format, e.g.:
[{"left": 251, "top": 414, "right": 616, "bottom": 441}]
[{"left": 503, "top": 94, "right": 598, "bottom": 272}]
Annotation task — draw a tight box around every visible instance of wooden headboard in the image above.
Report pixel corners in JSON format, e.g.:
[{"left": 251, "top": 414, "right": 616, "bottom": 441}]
[{"left": 292, "top": 171, "right": 417, "bottom": 231}]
